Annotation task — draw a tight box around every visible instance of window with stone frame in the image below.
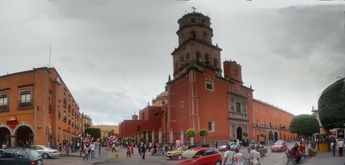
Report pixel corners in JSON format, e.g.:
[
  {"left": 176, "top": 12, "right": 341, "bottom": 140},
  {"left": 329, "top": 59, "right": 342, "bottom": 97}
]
[
  {"left": 0, "top": 90, "right": 9, "bottom": 111},
  {"left": 205, "top": 80, "right": 214, "bottom": 92},
  {"left": 205, "top": 53, "right": 210, "bottom": 66},
  {"left": 196, "top": 52, "right": 202, "bottom": 63},
  {"left": 208, "top": 121, "right": 215, "bottom": 132},
  {"left": 18, "top": 86, "right": 33, "bottom": 108},
  {"left": 235, "top": 102, "right": 241, "bottom": 113},
  {"left": 180, "top": 100, "right": 184, "bottom": 110}
]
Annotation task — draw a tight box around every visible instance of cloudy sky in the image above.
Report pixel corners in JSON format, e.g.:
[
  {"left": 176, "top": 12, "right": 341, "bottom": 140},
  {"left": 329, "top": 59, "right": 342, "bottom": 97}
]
[{"left": 0, "top": 0, "right": 344, "bottom": 125}]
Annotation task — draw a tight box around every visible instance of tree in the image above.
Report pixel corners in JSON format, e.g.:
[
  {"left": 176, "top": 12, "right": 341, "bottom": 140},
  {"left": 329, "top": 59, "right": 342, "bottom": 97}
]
[
  {"left": 185, "top": 128, "right": 196, "bottom": 145},
  {"left": 85, "top": 128, "right": 101, "bottom": 140},
  {"left": 259, "top": 133, "right": 266, "bottom": 139},
  {"left": 289, "top": 114, "right": 320, "bottom": 137},
  {"left": 318, "top": 78, "right": 345, "bottom": 130},
  {"left": 199, "top": 128, "right": 208, "bottom": 144},
  {"left": 243, "top": 132, "right": 248, "bottom": 138}
]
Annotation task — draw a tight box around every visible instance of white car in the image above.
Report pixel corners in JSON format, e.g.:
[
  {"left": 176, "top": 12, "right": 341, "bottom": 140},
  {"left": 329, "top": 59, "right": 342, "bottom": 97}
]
[{"left": 31, "top": 145, "right": 60, "bottom": 159}]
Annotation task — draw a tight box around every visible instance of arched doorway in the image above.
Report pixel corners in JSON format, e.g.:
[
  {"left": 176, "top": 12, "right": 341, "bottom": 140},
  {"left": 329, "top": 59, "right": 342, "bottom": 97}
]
[
  {"left": 236, "top": 127, "right": 242, "bottom": 141},
  {"left": 269, "top": 131, "right": 273, "bottom": 141},
  {"left": 274, "top": 132, "right": 278, "bottom": 141},
  {"left": 0, "top": 127, "right": 11, "bottom": 147},
  {"left": 15, "top": 125, "right": 34, "bottom": 147}
]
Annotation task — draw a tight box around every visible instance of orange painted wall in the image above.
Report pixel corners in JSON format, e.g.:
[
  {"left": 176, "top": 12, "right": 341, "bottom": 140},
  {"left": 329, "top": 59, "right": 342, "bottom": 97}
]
[
  {"left": 194, "top": 69, "right": 230, "bottom": 141},
  {"left": 0, "top": 67, "right": 81, "bottom": 148},
  {"left": 251, "top": 99, "right": 296, "bottom": 141}
]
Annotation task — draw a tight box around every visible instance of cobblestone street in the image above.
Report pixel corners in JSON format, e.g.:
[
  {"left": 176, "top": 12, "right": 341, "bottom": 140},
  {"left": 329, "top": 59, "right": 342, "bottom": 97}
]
[{"left": 42, "top": 142, "right": 345, "bottom": 165}]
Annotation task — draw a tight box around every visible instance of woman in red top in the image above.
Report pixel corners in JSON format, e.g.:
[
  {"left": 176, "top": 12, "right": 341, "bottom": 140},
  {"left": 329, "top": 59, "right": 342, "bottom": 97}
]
[{"left": 290, "top": 143, "right": 302, "bottom": 163}]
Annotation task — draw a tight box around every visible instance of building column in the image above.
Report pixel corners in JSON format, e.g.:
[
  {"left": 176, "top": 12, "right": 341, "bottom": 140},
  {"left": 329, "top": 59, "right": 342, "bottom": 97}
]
[
  {"left": 180, "top": 130, "right": 184, "bottom": 146},
  {"left": 158, "top": 130, "right": 162, "bottom": 144},
  {"left": 145, "top": 132, "right": 149, "bottom": 143},
  {"left": 151, "top": 130, "right": 155, "bottom": 143},
  {"left": 10, "top": 135, "right": 16, "bottom": 147},
  {"left": 169, "top": 130, "right": 173, "bottom": 144}
]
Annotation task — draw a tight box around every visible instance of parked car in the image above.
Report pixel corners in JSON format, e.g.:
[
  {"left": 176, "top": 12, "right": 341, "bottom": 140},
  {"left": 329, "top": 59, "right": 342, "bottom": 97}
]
[
  {"left": 179, "top": 147, "right": 222, "bottom": 165},
  {"left": 271, "top": 140, "right": 286, "bottom": 152},
  {"left": 31, "top": 145, "right": 59, "bottom": 159},
  {"left": 165, "top": 146, "right": 188, "bottom": 160},
  {"left": 217, "top": 145, "right": 227, "bottom": 151},
  {"left": 0, "top": 148, "right": 43, "bottom": 165}
]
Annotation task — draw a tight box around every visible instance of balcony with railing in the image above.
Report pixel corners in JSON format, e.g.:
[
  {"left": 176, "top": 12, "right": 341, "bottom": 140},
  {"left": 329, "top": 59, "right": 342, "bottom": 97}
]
[
  {"left": 0, "top": 105, "right": 9, "bottom": 112},
  {"left": 18, "top": 101, "right": 33, "bottom": 110},
  {"left": 229, "top": 111, "right": 248, "bottom": 121}
]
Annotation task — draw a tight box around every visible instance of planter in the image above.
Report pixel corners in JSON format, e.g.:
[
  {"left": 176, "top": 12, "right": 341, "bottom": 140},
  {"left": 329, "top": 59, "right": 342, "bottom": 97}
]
[
  {"left": 242, "top": 141, "right": 249, "bottom": 146},
  {"left": 317, "top": 143, "right": 330, "bottom": 152},
  {"left": 201, "top": 144, "right": 209, "bottom": 147},
  {"left": 188, "top": 145, "right": 197, "bottom": 149}
]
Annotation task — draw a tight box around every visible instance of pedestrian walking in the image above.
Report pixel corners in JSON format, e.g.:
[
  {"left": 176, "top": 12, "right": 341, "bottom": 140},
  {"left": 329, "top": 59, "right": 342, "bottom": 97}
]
[
  {"left": 112, "top": 143, "right": 117, "bottom": 152},
  {"left": 249, "top": 145, "right": 261, "bottom": 165},
  {"left": 127, "top": 146, "right": 131, "bottom": 157},
  {"left": 331, "top": 138, "right": 337, "bottom": 157},
  {"left": 82, "top": 144, "right": 89, "bottom": 160},
  {"left": 233, "top": 148, "right": 245, "bottom": 165},
  {"left": 138, "top": 143, "right": 142, "bottom": 156},
  {"left": 223, "top": 145, "right": 234, "bottom": 165},
  {"left": 90, "top": 142, "right": 96, "bottom": 159},
  {"left": 130, "top": 142, "right": 134, "bottom": 156},
  {"left": 338, "top": 138, "right": 344, "bottom": 156},
  {"left": 98, "top": 143, "right": 102, "bottom": 157},
  {"left": 141, "top": 143, "right": 146, "bottom": 159}
]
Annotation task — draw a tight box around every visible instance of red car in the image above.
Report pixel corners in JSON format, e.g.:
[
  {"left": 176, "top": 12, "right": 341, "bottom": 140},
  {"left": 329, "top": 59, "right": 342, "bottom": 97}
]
[
  {"left": 179, "top": 147, "right": 222, "bottom": 165},
  {"left": 271, "top": 140, "right": 286, "bottom": 152},
  {"left": 217, "top": 145, "right": 227, "bottom": 151}
]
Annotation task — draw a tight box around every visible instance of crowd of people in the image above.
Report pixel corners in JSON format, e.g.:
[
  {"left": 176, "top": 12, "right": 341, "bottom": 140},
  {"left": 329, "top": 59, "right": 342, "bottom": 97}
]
[
  {"left": 223, "top": 144, "right": 261, "bottom": 165},
  {"left": 121, "top": 141, "right": 175, "bottom": 159},
  {"left": 330, "top": 137, "right": 344, "bottom": 157}
]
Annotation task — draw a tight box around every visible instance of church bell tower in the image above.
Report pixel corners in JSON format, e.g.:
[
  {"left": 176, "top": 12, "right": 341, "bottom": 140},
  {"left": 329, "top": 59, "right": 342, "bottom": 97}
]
[{"left": 171, "top": 11, "right": 222, "bottom": 78}]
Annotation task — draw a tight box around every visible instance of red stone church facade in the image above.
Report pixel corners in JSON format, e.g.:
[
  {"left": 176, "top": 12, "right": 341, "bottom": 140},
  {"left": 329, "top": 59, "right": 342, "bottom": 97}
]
[{"left": 119, "top": 12, "right": 296, "bottom": 145}]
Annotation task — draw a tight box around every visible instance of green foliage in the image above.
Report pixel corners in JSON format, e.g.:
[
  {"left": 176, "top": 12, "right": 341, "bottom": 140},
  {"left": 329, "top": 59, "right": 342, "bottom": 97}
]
[
  {"left": 85, "top": 128, "right": 101, "bottom": 140},
  {"left": 243, "top": 132, "right": 248, "bottom": 137},
  {"left": 185, "top": 128, "right": 196, "bottom": 138},
  {"left": 139, "top": 136, "right": 145, "bottom": 142},
  {"left": 199, "top": 128, "right": 208, "bottom": 137},
  {"left": 289, "top": 114, "right": 320, "bottom": 136},
  {"left": 318, "top": 78, "right": 345, "bottom": 130},
  {"left": 259, "top": 133, "right": 266, "bottom": 138}
]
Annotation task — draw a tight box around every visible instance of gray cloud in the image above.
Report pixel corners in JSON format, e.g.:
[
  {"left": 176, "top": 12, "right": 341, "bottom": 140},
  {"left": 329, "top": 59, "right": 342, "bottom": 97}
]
[{"left": 1, "top": 0, "right": 344, "bottom": 124}]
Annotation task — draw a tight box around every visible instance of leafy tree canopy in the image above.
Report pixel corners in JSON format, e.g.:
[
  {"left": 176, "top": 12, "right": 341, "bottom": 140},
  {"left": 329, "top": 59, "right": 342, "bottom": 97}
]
[
  {"left": 185, "top": 128, "right": 196, "bottom": 138},
  {"left": 85, "top": 128, "right": 101, "bottom": 140},
  {"left": 243, "top": 132, "right": 248, "bottom": 137},
  {"left": 318, "top": 78, "right": 345, "bottom": 130},
  {"left": 199, "top": 128, "right": 208, "bottom": 137},
  {"left": 289, "top": 114, "right": 320, "bottom": 136}
]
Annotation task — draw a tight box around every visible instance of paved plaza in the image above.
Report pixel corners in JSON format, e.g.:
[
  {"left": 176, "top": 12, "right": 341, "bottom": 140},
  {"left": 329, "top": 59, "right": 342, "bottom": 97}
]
[{"left": 43, "top": 142, "right": 345, "bottom": 165}]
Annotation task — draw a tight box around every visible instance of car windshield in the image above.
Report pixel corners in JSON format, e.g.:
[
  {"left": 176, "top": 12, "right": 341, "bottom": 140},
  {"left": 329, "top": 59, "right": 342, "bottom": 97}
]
[
  {"left": 182, "top": 150, "right": 197, "bottom": 158},
  {"left": 274, "top": 141, "right": 284, "bottom": 145},
  {"left": 29, "top": 150, "right": 41, "bottom": 159}
]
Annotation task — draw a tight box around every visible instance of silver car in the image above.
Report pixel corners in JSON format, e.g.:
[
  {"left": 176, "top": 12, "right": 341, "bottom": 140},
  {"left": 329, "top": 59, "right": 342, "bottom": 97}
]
[{"left": 31, "top": 145, "right": 60, "bottom": 159}]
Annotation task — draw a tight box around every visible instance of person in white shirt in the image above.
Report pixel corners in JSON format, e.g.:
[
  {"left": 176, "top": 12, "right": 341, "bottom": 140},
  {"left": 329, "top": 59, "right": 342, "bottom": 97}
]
[
  {"left": 249, "top": 145, "right": 260, "bottom": 165},
  {"left": 338, "top": 138, "right": 344, "bottom": 156},
  {"left": 223, "top": 145, "right": 234, "bottom": 165},
  {"left": 233, "top": 148, "right": 246, "bottom": 165},
  {"left": 90, "top": 143, "right": 96, "bottom": 159}
]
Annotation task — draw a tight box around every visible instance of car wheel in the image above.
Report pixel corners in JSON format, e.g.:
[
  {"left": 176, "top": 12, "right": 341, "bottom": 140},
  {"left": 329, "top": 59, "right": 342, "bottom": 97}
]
[
  {"left": 42, "top": 153, "right": 49, "bottom": 159},
  {"left": 215, "top": 160, "right": 221, "bottom": 165},
  {"left": 177, "top": 155, "right": 182, "bottom": 160}
]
